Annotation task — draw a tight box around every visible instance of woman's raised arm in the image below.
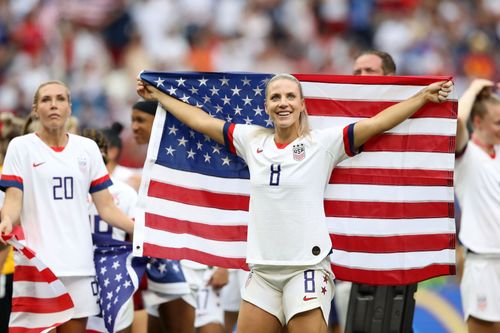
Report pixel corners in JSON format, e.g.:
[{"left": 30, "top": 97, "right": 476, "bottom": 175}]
[
  {"left": 352, "top": 80, "right": 453, "bottom": 149},
  {"left": 137, "top": 78, "right": 226, "bottom": 144}
]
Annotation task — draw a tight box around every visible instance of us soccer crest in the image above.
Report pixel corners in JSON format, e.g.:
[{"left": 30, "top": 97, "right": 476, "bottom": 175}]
[
  {"left": 77, "top": 156, "right": 88, "bottom": 171},
  {"left": 293, "top": 143, "right": 305, "bottom": 161}
]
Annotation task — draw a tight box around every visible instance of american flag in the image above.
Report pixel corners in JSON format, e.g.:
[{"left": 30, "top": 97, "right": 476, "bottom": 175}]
[
  {"left": 132, "top": 71, "right": 457, "bottom": 285},
  {"left": 91, "top": 235, "right": 147, "bottom": 333},
  {"left": 2, "top": 234, "right": 74, "bottom": 333}
]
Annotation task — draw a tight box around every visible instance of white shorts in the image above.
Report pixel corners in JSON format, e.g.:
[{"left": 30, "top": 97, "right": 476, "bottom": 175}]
[
  {"left": 220, "top": 269, "right": 249, "bottom": 312},
  {"left": 86, "top": 298, "right": 134, "bottom": 331},
  {"left": 59, "top": 276, "right": 100, "bottom": 318},
  {"left": 461, "top": 253, "right": 500, "bottom": 322},
  {"left": 144, "top": 291, "right": 196, "bottom": 317},
  {"left": 241, "top": 257, "right": 334, "bottom": 326},
  {"left": 183, "top": 266, "right": 224, "bottom": 328}
]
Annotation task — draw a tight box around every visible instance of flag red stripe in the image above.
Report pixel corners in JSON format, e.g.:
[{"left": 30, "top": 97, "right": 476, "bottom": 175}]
[
  {"left": 143, "top": 243, "right": 248, "bottom": 270},
  {"left": 9, "top": 324, "right": 65, "bottom": 333},
  {"left": 148, "top": 181, "right": 453, "bottom": 218},
  {"left": 294, "top": 74, "right": 452, "bottom": 86},
  {"left": 331, "top": 234, "right": 455, "bottom": 253},
  {"left": 306, "top": 99, "right": 457, "bottom": 119},
  {"left": 12, "top": 293, "right": 73, "bottom": 314},
  {"left": 363, "top": 134, "right": 455, "bottom": 153},
  {"left": 331, "top": 263, "right": 456, "bottom": 285},
  {"left": 145, "top": 212, "right": 247, "bottom": 241},
  {"left": 148, "top": 181, "right": 250, "bottom": 211},
  {"left": 324, "top": 201, "right": 454, "bottom": 219},
  {"left": 14, "top": 265, "right": 58, "bottom": 283},
  {"left": 330, "top": 168, "right": 453, "bottom": 186}
]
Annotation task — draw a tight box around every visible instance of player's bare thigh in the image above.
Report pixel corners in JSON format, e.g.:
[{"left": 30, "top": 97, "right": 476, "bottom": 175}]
[{"left": 236, "top": 300, "right": 282, "bottom": 333}]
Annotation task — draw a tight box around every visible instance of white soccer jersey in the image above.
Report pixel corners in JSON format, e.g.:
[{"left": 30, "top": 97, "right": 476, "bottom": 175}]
[
  {"left": 0, "top": 133, "right": 112, "bottom": 276},
  {"left": 89, "top": 177, "right": 137, "bottom": 241},
  {"left": 224, "top": 123, "right": 356, "bottom": 266},
  {"left": 455, "top": 141, "right": 500, "bottom": 254}
]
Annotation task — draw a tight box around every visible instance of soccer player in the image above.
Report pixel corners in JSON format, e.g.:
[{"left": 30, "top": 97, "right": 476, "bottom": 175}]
[
  {"left": 0, "top": 80, "right": 134, "bottom": 333},
  {"left": 136, "top": 73, "right": 452, "bottom": 333},
  {"left": 454, "top": 78, "right": 500, "bottom": 333}
]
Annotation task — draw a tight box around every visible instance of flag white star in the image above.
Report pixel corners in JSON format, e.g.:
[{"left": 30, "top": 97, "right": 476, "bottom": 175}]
[
  {"left": 212, "top": 145, "right": 222, "bottom": 154},
  {"left": 189, "top": 86, "right": 199, "bottom": 94},
  {"left": 253, "top": 105, "right": 264, "bottom": 116},
  {"left": 203, "top": 153, "right": 211, "bottom": 163},
  {"left": 253, "top": 86, "right": 263, "bottom": 95},
  {"left": 214, "top": 105, "right": 223, "bottom": 113},
  {"left": 234, "top": 105, "right": 242, "bottom": 115},
  {"left": 242, "top": 95, "right": 253, "bottom": 105},
  {"left": 241, "top": 77, "right": 251, "bottom": 86},
  {"left": 231, "top": 86, "right": 241, "bottom": 96},
  {"left": 265, "top": 117, "right": 274, "bottom": 127},
  {"left": 244, "top": 116, "right": 253, "bottom": 125},
  {"left": 189, "top": 130, "right": 196, "bottom": 138},
  {"left": 123, "top": 280, "right": 132, "bottom": 288},
  {"left": 168, "top": 86, "right": 177, "bottom": 95},
  {"left": 100, "top": 267, "right": 107, "bottom": 275},
  {"left": 187, "top": 149, "right": 196, "bottom": 159},
  {"left": 203, "top": 95, "right": 211, "bottom": 103},
  {"left": 177, "top": 137, "right": 188, "bottom": 146},
  {"left": 222, "top": 95, "right": 231, "bottom": 105},
  {"left": 196, "top": 141, "right": 203, "bottom": 150},
  {"left": 115, "top": 273, "right": 123, "bottom": 282},
  {"left": 158, "top": 263, "right": 167, "bottom": 273},
  {"left": 112, "top": 261, "right": 120, "bottom": 269},
  {"left": 198, "top": 77, "right": 208, "bottom": 86},
  {"left": 165, "top": 146, "right": 176, "bottom": 156},
  {"left": 172, "top": 262, "right": 180, "bottom": 272},
  {"left": 168, "top": 125, "right": 179, "bottom": 135},
  {"left": 107, "top": 291, "right": 113, "bottom": 300},
  {"left": 176, "top": 78, "right": 186, "bottom": 86},
  {"left": 210, "top": 86, "right": 220, "bottom": 95},
  {"left": 221, "top": 156, "right": 231, "bottom": 166},
  {"left": 219, "top": 76, "right": 229, "bottom": 86},
  {"left": 225, "top": 114, "right": 233, "bottom": 122},
  {"left": 155, "top": 77, "right": 165, "bottom": 87},
  {"left": 104, "top": 278, "right": 110, "bottom": 287},
  {"left": 180, "top": 94, "right": 190, "bottom": 103}
]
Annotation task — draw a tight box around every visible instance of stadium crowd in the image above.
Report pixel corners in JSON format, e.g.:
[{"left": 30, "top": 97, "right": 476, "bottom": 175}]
[
  {"left": 0, "top": 1, "right": 498, "bottom": 153},
  {"left": 0, "top": 0, "right": 499, "bottom": 333}
]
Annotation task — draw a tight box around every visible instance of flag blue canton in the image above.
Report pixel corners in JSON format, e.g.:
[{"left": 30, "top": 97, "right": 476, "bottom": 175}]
[
  {"left": 93, "top": 235, "right": 147, "bottom": 333},
  {"left": 146, "top": 258, "right": 186, "bottom": 283},
  {"left": 141, "top": 72, "right": 275, "bottom": 179}
]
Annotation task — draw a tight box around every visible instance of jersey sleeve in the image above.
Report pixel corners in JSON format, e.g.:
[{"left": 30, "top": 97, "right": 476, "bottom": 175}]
[
  {"left": 0, "top": 138, "right": 24, "bottom": 191},
  {"left": 223, "top": 123, "right": 260, "bottom": 162},
  {"left": 88, "top": 140, "right": 113, "bottom": 193},
  {"left": 319, "top": 123, "right": 360, "bottom": 166}
]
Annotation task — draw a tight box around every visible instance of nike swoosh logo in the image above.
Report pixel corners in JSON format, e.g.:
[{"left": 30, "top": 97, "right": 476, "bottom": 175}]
[
  {"left": 32, "top": 162, "right": 46, "bottom": 168},
  {"left": 256, "top": 148, "right": 263, "bottom": 154},
  {"left": 303, "top": 296, "right": 317, "bottom": 301}
]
